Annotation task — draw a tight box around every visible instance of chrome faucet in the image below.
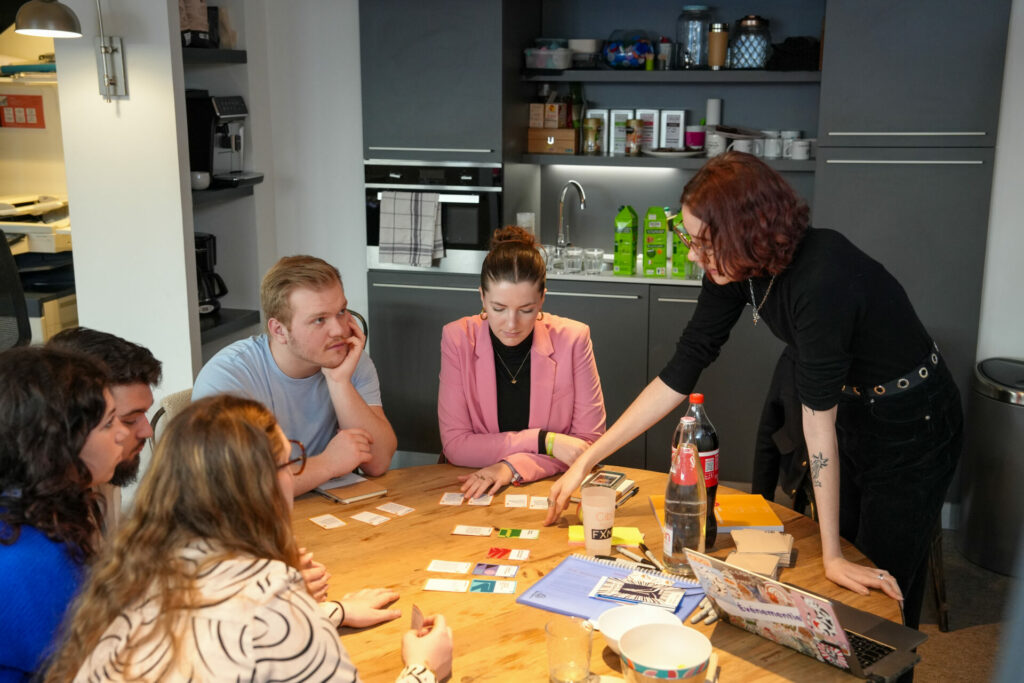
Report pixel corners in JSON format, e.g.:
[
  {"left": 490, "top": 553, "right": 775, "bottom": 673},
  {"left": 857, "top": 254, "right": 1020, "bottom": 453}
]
[{"left": 557, "top": 179, "right": 586, "bottom": 254}]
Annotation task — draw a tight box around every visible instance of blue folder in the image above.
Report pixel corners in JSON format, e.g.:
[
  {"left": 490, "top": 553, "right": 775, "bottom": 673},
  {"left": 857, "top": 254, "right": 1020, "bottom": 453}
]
[{"left": 516, "top": 553, "right": 705, "bottom": 621}]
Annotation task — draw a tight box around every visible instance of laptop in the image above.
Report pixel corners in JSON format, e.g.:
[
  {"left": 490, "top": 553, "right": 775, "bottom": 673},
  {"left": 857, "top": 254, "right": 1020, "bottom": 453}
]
[{"left": 684, "top": 549, "right": 926, "bottom": 682}]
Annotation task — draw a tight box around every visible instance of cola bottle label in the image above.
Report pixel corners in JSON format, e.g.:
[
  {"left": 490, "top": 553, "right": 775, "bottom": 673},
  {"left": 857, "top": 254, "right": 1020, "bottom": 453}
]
[
  {"left": 671, "top": 444, "right": 700, "bottom": 486},
  {"left": 698, "top": 448, "right": 719, "bottom": 487}
]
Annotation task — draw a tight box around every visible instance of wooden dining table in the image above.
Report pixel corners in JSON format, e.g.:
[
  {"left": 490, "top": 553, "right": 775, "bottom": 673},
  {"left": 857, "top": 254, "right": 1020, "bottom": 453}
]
[{"left": 291, "top": 464, "right": 900, "bottom": 682}]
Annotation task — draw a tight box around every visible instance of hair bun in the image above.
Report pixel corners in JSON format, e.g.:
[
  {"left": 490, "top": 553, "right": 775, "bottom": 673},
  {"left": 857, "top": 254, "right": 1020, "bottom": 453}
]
[{"left": 490, "top": 225, "right": 537, "bottom": 250}]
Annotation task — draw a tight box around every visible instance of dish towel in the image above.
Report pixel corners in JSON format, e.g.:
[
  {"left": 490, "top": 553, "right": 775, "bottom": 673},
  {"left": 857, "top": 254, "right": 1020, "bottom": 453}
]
[{"left": 378, "top": 191, "right": 444, "bottom": 267}]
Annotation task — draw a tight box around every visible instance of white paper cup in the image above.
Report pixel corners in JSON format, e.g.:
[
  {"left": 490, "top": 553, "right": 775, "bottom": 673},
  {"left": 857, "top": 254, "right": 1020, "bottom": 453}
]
[{"left": 581, "top": 485, "right": 616, "bottom": 555}]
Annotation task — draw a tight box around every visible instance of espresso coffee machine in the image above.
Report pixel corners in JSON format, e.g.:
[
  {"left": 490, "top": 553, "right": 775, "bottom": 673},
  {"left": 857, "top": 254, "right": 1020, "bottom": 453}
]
[
  {"left": 185, "top": 90, "right": 264, "bottom": 188},
  {"left": 194, "top": 232, "right": 228, "bottom": 315}
]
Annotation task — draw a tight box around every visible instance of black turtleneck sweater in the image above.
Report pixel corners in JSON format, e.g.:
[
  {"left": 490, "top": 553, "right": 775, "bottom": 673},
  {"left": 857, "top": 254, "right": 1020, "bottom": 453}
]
[{"left": 490, "top": 329, "right": 533, "bottom": 432}]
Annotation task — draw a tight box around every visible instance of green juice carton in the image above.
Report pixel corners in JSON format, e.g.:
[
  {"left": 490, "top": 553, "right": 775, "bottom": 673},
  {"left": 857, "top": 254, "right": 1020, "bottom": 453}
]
[
  {"left": 613, "top": 205, "right": 638, "bottom": 276},
  {"left": 643, "top": 206, "right": 669, "bottom": 277},
  {"left": 670, "top": 212, "right": 690, "bottom": 278}
]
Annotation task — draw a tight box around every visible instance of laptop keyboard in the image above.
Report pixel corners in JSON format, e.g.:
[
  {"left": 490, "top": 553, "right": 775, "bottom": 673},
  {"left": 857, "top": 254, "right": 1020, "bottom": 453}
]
[{"left": 844, "top": 630, "right": 896, "bottom": 667}]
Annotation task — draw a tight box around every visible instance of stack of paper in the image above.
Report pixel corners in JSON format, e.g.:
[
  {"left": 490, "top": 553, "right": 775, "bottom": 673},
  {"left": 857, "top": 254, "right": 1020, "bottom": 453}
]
[{"left": 726, "top": 529, "right": 796, "bottom": 577}]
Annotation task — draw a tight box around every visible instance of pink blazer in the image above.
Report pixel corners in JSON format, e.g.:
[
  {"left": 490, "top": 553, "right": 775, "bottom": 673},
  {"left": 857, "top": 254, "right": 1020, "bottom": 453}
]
[{"left": 438, "top": 313, "right": 607, "bottom": 482}]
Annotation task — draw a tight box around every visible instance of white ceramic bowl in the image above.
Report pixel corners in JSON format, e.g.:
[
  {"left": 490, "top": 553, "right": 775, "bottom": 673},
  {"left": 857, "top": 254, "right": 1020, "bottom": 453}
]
[
  {"left": 618, "top": 623, "right": 712, "bottom": 681},
  {"left": 596, "top": 605, "right": 680, "bottom": 654}
]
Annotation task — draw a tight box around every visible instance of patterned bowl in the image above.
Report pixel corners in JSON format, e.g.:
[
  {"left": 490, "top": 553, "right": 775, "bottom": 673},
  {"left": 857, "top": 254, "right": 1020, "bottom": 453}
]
[{"left": 618, "top": 623, "right": 712, "bottom": 680}]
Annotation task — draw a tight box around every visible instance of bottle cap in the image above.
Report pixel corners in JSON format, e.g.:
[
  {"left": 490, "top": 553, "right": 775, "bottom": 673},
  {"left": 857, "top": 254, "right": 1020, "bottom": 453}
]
[{"left": 690, "top": 393, "right": 704, "bottom": 403}]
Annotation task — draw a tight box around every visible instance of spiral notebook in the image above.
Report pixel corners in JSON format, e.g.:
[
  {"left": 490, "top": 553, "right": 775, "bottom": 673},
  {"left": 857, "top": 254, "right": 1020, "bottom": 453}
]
[{"left": 516, "top": 554, "right": 704, "bottom": 621}]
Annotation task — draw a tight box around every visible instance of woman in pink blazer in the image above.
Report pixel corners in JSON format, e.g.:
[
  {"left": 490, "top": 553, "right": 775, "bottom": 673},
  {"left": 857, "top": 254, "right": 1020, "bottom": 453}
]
[{"left": 438, "top": 226, "right": 607, "bottom": 499}]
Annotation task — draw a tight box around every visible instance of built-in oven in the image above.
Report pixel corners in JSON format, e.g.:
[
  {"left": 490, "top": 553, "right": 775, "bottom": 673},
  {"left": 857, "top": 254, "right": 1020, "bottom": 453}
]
[{"left": 365, "top": 160, "right": 502, "bottom": 264}]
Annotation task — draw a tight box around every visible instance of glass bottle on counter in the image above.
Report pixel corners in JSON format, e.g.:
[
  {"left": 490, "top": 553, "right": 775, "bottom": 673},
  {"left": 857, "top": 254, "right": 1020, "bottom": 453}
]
[
  {"left": 663, "top": 416, "right": 706, "bottom": 577},
  {"left": 685, "top": 393, "right": 719, "bottom": 548},
  {"left": 676, "top": 5, "right": 711, "bottom": 69}
]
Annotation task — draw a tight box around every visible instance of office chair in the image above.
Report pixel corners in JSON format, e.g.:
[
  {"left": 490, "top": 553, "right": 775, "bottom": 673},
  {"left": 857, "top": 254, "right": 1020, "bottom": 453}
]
[
  {"left": 149, "top": 388, "right": 194, "bottom": 441},
  {"left": 351, "top": 309, "right": 368, "bottom": 340},
  {"left": 0, "top": 229, "right": 31, "bottom": 349}
]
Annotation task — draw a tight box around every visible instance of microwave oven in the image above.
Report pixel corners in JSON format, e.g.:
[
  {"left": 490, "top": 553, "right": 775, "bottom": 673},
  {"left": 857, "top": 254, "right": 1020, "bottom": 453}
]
[{"left": 365, "top": 160, "right": 502, "bottom": 255}]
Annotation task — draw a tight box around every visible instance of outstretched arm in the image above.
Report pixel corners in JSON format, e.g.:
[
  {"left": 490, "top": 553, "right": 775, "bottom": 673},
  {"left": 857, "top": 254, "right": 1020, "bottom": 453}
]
[{"left": 801, "top": 405, "right": 903, "bottom": 602}]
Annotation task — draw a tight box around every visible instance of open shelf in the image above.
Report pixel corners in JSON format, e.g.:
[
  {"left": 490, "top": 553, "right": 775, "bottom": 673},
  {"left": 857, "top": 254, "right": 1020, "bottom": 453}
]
[
  {"left": 182, "top": 48, "right": 248, "bottom": 65},
  {"left": 521, "top": 69, "right": 820, "bottom": 84},
  {"left": 199, "top": 307, "right": 260, "bottom": 345},
  {"left": 191, "top": 185, "right": 254, "bottom": 206},
  {"left": 520, "top": 154, "right": 816, "bottom": 172}
]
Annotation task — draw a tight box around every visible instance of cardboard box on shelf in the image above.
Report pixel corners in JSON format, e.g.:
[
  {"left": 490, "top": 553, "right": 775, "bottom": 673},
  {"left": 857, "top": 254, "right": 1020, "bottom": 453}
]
[{"left": 527, "top": 128, "right": 577, "bottom": 155}]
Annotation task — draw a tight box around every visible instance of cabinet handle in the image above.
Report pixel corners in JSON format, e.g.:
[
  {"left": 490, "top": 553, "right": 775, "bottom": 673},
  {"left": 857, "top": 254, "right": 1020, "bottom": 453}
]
[
  {"left": 368, "top": 146, "right": 494, "bottom": 153},
  {"left": 372, "top": 283, "right": 479, "bottom": 293},
  {"left": 825, "top": 160, "right": 984, "bottom": 166},
  {"left": 546, "top": 291, "right": 641, "bottom": 301},
  {"left": 656, "top": 297, "right": 699, "bottom": 304},
  {"left": 827, "top": 131, "right": 986, "bottom": 137},
  {"left": 368, "top": 183, "right": 500, "bottom": 193}
]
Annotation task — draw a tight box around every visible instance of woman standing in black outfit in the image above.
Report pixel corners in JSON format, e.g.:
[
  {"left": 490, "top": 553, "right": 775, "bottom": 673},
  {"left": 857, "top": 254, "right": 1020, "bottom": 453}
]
[{"left": 546, "top": 152, "right": 962, "bottom": 630}]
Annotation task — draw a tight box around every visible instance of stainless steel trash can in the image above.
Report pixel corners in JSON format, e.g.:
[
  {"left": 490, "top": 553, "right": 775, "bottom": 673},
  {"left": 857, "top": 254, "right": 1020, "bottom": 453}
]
[{"left": 959, "top": 358, "right": 1024, "bottom": 575}]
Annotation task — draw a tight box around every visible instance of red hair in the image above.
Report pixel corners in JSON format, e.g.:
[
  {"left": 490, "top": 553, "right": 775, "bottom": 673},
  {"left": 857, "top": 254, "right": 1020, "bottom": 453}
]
[{"left": 680, "top": 151, "right": 809, "bottom": 280}]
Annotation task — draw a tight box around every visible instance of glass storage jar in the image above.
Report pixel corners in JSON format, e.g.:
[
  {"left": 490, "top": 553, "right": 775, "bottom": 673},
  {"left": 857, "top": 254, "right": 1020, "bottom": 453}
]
[
  {"left": 731, "top": 15, "right": 772, "bottom": 69},
  {"left": 676, "top": 5, "right": 711, "bottom": 69}
]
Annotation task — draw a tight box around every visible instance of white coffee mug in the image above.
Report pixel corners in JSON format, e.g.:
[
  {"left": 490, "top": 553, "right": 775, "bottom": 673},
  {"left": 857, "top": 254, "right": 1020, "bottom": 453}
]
[
  {"left": 781, "top": 130, "right": 801, "bottom": 159},
  {"left": 790, "top": 139, "right": 812, "bottom": 161},
  {"left": 729, "top": 138, "right": 754, "bottom": 153},
  {"left": 763, "top": 136, "right": 782, "bottom": 159},
  {"left": 752, "top": 138, "right": 765, "bottom": 157},
  {"left": 190, "top": 171, "right": 211, "bottom": 190},
  {"left": 705, "top": 132, "right": 728, "bottom": 157}
]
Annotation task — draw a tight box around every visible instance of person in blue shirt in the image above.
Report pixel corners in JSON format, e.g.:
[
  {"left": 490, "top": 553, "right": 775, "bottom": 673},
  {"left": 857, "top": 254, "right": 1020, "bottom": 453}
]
[
  {"left": 193, "top": 255, "right": 397, "bottom": 495},
  {"left": 0, "top": 347, "right": 129, "bottom": 680}
]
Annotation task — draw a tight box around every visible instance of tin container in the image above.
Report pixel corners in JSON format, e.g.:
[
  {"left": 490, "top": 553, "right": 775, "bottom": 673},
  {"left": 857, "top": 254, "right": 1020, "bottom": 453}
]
[{"left": 625, "top": 119, "right": 644, "bottom": 156}]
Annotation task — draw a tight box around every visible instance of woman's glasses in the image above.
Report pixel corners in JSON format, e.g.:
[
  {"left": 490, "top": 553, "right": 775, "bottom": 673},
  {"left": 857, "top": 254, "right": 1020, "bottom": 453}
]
[
  {"left": 670, "top": 214, "right": 713, "bottom": 256},
  {"left": 279, "top": 439, "right": 307, "bottom": 475}
]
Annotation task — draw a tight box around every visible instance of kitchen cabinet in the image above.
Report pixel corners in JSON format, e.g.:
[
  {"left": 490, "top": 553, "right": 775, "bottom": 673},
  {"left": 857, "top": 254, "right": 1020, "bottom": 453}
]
[
  {"left": 818, "top": 0, "right": 1011, "bottom": 148},
  {"left": 645, "top": 286, "right": 785, "bottom": 480},
  {"left": 368, "top": 271, "right": 481, "bottom": 454},
  {"left": 812, "top": 147, "right": 995, "bottom": 395},
  {"left": 544, "top": 278, "right": 650, "bottom": 468},
  {"left": 359, "top": 0, "right": 539, "bottom": 163}
]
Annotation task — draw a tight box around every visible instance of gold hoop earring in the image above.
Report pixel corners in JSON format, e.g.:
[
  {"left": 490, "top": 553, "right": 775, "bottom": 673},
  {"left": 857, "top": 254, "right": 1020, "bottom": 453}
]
[
  {"left": 479, "top": 308, "right": 488, "bottom": 320},
  {"left": 537, "top": 311, "right": 544, "bottom": 320}
]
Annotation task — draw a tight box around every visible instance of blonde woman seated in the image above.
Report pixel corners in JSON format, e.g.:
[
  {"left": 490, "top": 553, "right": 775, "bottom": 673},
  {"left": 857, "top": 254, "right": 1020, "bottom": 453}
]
[
  {"left": 46, "top": 395, "right": 452, "bottom": 682},
  {"left": 439, "top": 226, "right": 607, "bottom": 499}
]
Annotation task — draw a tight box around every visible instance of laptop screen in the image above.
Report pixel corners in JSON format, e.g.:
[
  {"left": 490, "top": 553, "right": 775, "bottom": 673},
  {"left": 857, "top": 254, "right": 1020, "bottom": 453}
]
[{"left": 685, "top": 549, "right": 855, "bottom": 671}]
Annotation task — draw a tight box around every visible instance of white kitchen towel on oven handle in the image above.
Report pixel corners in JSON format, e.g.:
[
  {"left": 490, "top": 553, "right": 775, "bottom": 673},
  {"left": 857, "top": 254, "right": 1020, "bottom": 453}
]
[{"left": 378, "top": 191, "right": 444, "bottom": 267}]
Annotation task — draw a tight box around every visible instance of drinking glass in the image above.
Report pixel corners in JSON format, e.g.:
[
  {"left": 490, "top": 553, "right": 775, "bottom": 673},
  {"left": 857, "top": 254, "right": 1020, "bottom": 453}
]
[
  {"left": 546, "top": 616, "right": 593, "bottom": 683},
  {"left": 564, "top": 247, "right": 584, "bottom": 273},
  {"left": 583, "top": 248, "right": 604, "bottom": 275}
]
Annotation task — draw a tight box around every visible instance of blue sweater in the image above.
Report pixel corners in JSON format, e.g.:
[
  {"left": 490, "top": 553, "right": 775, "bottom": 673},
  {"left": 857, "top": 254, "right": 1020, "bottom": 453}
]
[{"left": 0, "top": 522, "right": 83, "bottom": 681}]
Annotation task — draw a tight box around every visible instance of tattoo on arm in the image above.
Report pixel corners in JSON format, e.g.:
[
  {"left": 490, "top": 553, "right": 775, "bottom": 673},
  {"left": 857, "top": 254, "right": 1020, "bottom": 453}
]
[{"left": 810, "top": 451, "right": 829, "bottom": 488}]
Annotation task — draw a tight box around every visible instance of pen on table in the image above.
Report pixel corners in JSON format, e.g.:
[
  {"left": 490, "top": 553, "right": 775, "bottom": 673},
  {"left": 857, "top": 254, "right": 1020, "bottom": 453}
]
[
  {"left": 615, "top": 486, "right": 639, "bottom": 508},
  {"left": 637, "top": 541, "right": 667, "bottom": 572},
  {"left": 614, "top": 545, "right": 657, "bottom": 568},
  {"left": 596, "top": 554, "right": 649, "bottom": 568}
]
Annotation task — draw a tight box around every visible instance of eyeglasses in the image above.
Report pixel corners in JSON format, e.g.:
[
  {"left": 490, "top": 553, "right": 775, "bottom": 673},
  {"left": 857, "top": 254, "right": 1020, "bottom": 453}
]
[
  {"left": 279, "top": 439, "right": 307, "bottom": 475},
  {"left": 670, "top": 214, "right": 713, "bottom": 256}
]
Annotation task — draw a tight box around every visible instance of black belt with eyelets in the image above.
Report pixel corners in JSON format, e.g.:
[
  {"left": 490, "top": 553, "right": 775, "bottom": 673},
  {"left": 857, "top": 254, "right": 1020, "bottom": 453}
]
[{"left": 841, "top": 342, "right": 941, "bottom": 399}]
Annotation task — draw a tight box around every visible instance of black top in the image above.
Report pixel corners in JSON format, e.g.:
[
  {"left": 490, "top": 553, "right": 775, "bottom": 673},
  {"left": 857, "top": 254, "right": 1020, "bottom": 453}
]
[
  {"left": 491, "top": 329, "right": 532, "bottom": 432},
  {"left": 659, "top": 228, "right": 932, "bottom": 410}
]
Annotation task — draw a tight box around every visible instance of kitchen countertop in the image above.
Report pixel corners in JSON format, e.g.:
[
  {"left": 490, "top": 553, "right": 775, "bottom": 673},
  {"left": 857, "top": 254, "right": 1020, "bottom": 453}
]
[{"left": 547, "top": 271, "right": 701, "bottom": 287}]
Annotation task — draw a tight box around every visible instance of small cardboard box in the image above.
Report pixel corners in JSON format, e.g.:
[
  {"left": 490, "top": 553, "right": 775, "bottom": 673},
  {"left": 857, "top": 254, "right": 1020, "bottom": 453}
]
[
  {"left": 643, "top": 206, "right": 669, "bottom": 277},
  {"left": 528, "top": 128, "right": 577, "bottom": 154},
  {"left": 529, "top": 103, "right": 545, "bottom": 128},
  {"left": 613, "top": 205, "right": 639, "bottom": 276},
  {"left": 544, "top": 102, "right": 570, "bottom": 129}
]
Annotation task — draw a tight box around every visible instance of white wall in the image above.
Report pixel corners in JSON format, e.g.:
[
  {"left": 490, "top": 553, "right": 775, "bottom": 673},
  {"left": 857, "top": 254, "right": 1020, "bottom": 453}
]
[
  {"left": 259, "top": 0, "right": 368, "bottom": 318},
  {"left": 978, "top": 0, "right": 1024, "bottom": 362},
  {"left": 53, "top": 0, "right": 200, "bottom": 398}
]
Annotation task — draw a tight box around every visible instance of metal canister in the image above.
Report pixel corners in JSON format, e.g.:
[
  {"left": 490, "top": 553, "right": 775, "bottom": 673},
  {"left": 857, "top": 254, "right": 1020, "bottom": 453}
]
[
  {"left": 731, "top": 15, "right": 772, "bottom": 69},
  {"left": 625, "top": 119, "right": 643, "bottom": 156},
  {"left": 708, "top": 22, "right": 729, "bottom": 70}
]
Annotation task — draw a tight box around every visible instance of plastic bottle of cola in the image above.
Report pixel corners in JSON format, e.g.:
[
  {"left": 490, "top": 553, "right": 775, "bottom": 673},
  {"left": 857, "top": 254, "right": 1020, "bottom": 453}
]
[
  {"left": 685, "top": 393, "right": 719, "bottom": 548},
  {"left": 663, "top": 415, "right": 707, "bottom": 577}
]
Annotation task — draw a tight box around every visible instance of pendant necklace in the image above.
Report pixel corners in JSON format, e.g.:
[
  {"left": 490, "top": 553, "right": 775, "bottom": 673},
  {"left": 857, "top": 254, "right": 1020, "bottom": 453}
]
[
  {"left": 748, "top": 274, "right": 777, "bottom": 326},
  {"left": 495, "top": 351, "right": 530, "bottom": 384}
]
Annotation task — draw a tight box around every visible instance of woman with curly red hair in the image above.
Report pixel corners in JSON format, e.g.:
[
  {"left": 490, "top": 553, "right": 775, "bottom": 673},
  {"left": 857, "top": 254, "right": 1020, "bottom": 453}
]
[{"left": 547, "top": 152, "right": 962, "bottom": 632}]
